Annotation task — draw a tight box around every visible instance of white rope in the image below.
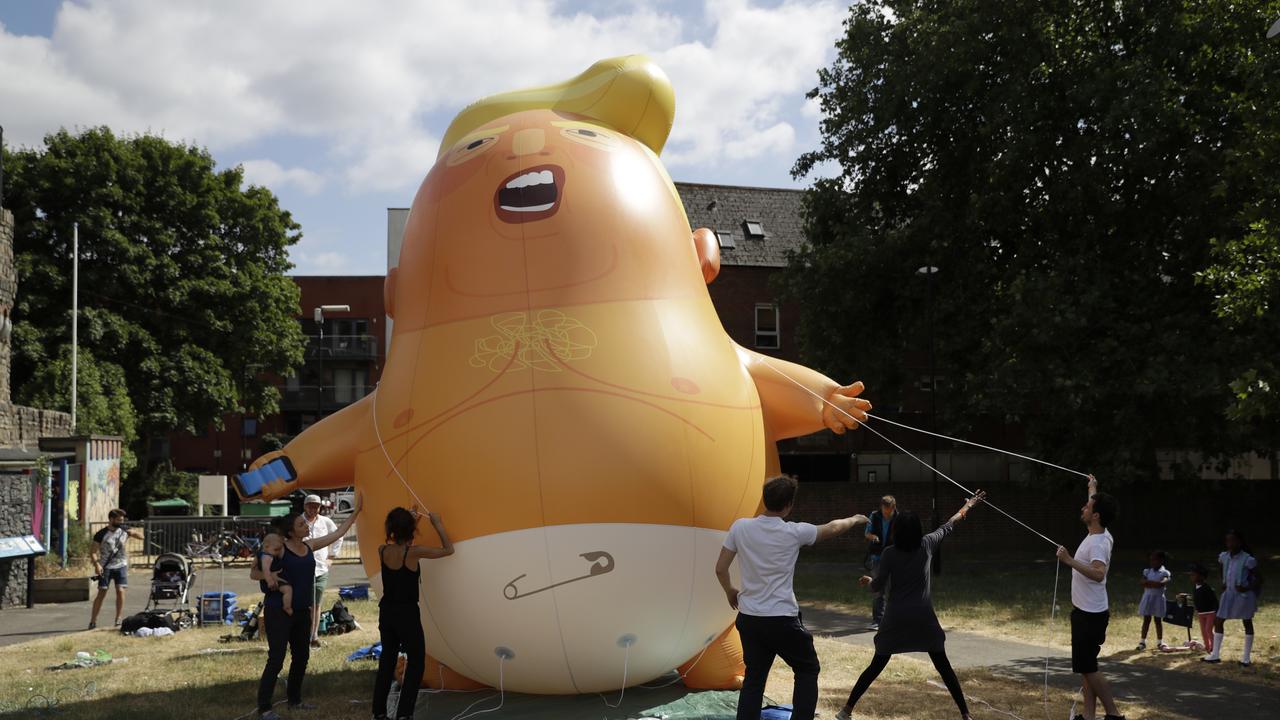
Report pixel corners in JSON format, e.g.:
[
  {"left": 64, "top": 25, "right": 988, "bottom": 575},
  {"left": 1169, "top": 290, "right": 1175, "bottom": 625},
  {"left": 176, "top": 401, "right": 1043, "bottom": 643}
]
[
  {"left": 450, "top": 656, "right": 506, "bottom": 720},
  {"left": 865, "top": 413, "right": 1090, "bottom": 478},
  {"left": 758, "top": 359, "right": 1059, "bottom": 548},
  {"left": 598, "top": 642, "right": 632, "bottom": 708},
  {"left": 638, "top": 641, "right": 712, "bottom": 689},
  {"left": 372, "top": 384, "right": 429, "bottom": 511},
  {"left": 1044, "top": 561, "right": 1062, "bottom": 720}
]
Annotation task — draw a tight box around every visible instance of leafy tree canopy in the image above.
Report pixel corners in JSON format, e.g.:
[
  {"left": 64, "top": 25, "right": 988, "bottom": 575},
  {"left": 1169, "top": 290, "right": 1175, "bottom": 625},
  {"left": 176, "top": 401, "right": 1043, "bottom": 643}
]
[
  {"left": 787, "top": 0, "right": 1280, "bottom": 481},
  {"left": 3, "top": 128, "right": 307, "bottom": 505}
]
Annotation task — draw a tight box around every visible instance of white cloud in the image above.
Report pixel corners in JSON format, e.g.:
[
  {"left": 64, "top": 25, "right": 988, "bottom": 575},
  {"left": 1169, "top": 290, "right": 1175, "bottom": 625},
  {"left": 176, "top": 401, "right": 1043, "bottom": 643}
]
[
  {"left": 294, "top": 250, "right": 350, "bottom": 273},
  {"left": 239, "top": 159, "right": 326, "bottom": 195},
  {"left": 0, "top": 0, "right": 846, "bottom": 193}
]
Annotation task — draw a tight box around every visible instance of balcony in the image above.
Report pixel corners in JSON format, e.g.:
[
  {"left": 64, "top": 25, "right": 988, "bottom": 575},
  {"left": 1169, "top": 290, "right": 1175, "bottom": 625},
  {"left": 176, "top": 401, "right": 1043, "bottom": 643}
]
[
  {"left": 308, "top": 334, "right": 378, "bottom": 360},
  {"left": 278, "top": 384, "right": 375, "bottom": 412}
]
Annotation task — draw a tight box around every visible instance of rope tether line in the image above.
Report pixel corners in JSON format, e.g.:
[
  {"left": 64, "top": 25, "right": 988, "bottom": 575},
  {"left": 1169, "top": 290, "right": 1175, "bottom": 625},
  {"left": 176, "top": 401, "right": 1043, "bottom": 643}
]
[
  {"left": 865, "top": 412, "right": 1090, "bottom": 478},
  {"left": 758, "top": 359, "right": 1060, "bottom": 548},
  {"left": 450, "top": 655, "right": 506, "bottom": 720},
  {"left": 372, "top": 384, "right": 430, "bottom": 512}
]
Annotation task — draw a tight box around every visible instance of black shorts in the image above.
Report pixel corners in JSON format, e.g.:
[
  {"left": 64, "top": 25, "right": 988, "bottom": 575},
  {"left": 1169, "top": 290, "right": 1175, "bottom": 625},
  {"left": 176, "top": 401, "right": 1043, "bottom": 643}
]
[{"left": 1071, "top": 607, "right": 1109, "bottom": 674}]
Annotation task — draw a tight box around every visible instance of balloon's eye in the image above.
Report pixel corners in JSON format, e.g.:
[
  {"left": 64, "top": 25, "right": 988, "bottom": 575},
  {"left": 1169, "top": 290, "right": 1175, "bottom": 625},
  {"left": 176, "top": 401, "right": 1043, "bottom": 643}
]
[{"left": 560, "top": 126, "right": 617, "bottom": 150}]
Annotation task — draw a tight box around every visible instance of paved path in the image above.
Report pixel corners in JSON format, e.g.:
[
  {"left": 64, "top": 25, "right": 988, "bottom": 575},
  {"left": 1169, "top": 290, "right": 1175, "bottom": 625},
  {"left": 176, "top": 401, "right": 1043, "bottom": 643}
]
[
  {"left": 0, "top": 562, "right": 369, "bottom": 647},
  {"left": 802, "top": 603, "right": 1279, "bottom": 719}
]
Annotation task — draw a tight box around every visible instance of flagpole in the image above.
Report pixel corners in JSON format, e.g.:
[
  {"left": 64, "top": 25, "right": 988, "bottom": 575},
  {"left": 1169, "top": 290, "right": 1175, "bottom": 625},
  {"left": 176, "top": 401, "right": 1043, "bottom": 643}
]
[{"left": 71, "top": 222, "right": 78, "bottom": 431}]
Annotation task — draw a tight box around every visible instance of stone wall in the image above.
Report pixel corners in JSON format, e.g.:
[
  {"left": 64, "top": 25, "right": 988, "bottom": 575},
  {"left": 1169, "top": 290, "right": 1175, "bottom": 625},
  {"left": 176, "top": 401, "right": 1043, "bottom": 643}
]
[
  {"left": 0, "top": 472, "right": 34, "bottom": 608},
  {"left": 0, "top": 208, "right": 72, "bottom": 445}
]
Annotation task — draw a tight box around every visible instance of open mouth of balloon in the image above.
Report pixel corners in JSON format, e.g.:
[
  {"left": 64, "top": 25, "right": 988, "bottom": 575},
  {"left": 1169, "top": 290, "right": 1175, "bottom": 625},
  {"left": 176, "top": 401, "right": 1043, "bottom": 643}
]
[{"left": 494, "top": 165, "right": 564, "bottom": 224}]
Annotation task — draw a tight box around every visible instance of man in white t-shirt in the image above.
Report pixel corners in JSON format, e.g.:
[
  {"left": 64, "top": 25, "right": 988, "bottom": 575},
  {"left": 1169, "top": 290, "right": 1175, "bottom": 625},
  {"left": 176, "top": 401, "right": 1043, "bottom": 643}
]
[
  {"left": 302, "top": 494, "right": 342, "bottom": 647},
  {"left": 1054, "top": 474, "right": 1124, "bottom": 720},
  {"left": 715, "top": 475, "right": 868, "bottom": 720}
]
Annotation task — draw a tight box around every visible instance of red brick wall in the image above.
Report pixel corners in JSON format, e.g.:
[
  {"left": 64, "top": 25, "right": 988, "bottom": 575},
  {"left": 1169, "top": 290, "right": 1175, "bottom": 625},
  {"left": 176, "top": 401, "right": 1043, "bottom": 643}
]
[{"left": 707, "top": 265, "right": 800, "bottom": 362}]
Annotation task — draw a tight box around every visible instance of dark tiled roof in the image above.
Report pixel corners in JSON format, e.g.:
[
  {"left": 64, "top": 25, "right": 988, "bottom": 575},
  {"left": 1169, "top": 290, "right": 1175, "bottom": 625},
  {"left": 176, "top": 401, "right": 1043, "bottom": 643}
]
[{"left": 675, "top": 182, "right": 806, "bottom": 268}]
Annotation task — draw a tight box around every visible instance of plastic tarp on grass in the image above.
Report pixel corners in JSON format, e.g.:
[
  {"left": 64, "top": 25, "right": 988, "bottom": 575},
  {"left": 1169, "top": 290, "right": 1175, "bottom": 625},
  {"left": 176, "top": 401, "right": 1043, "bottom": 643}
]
[{"left": 395, "top": 681, "right": 744, "bottom": 719}]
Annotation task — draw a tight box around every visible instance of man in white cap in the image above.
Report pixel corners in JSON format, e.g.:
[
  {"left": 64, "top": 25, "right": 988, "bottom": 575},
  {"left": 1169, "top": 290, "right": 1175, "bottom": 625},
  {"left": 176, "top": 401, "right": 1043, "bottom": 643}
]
[{"left": 302, "top": 493, "right": 342, "bottom": 647}]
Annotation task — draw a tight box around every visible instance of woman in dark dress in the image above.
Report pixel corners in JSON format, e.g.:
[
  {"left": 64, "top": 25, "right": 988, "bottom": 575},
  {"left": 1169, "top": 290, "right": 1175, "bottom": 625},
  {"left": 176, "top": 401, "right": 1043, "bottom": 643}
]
[
  {"left": 372, "top": 506, "right": 454, "bottom": 720},
  {"left": 252, "top": 493, "right": 363, "bottom": 720},
  {"left": 835, "top": 491, "right": 985, "bottom": 720}
]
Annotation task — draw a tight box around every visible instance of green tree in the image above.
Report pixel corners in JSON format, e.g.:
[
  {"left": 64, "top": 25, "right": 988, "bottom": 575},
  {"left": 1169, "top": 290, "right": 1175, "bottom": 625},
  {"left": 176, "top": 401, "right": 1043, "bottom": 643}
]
[
  {"left": 16, "top": 347, "right": 139, "bottom": 477},
  {"left": 787, "top": 0, "right": 1280, "bottom": 482},
  {"left": 3, "top": 128, "right": 306, "bottom": 510}
]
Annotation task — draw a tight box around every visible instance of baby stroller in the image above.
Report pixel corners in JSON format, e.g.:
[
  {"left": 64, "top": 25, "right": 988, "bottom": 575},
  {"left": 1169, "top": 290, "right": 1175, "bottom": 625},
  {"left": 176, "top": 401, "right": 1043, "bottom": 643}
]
[{"left": 145, "top": 553, "right": 197, "bottom": 627}]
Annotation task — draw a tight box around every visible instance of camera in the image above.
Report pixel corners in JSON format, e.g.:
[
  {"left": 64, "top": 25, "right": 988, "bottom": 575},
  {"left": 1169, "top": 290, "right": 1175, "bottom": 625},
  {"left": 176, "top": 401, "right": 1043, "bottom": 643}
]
[{"left": 90, "top": 574, "right": 102, "bottom": 582}]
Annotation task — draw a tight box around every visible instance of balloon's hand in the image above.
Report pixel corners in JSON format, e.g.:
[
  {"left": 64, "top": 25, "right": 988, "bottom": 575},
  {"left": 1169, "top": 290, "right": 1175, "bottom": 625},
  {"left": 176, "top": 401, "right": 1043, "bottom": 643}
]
[{"left": 823, "top": 381, "right": 871, "bottom": 435}]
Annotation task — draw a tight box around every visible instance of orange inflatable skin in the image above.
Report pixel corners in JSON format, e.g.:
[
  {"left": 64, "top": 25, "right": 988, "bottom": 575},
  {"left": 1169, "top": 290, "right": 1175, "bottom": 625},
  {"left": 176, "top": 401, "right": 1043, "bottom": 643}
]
[{"left": 246, "top": 57, "right": 869, "bottom": 694}]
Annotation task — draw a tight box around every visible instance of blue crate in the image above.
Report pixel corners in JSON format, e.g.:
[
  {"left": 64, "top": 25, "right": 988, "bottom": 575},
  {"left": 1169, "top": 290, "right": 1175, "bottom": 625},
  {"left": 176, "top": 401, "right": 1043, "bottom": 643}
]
[{"left": 338, "top": 584, "right": 369, "bottom": 601}]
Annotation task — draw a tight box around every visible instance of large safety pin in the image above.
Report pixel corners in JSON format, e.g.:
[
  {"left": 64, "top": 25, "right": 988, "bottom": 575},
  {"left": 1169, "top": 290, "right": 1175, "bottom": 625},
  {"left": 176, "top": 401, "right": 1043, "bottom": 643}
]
[{"left": 503, "top": 551, "right": 615, "bottom": 600}]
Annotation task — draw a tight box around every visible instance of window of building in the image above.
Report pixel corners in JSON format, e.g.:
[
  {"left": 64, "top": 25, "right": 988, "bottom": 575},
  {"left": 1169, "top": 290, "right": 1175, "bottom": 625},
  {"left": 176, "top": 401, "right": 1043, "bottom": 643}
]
[
  {"left": 716, "top": 230, "right": 736, "bottom": 249},
  {"left": 333, "top": 368, "right": 369, "bottom": 405},
  {"left": 743, "top": 220, "right": 765, "bottom": 239},
  {"left": 755, "top": 304, "right": 780, "bottom": 349},
  {"left": 242, "top": 418, "right": 258, "bottom": 437}
]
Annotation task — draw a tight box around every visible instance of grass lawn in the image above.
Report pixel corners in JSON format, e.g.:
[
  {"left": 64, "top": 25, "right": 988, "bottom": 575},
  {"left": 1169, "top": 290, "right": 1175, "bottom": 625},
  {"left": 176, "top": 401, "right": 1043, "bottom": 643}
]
[
  {"left": 0, "top": 591, "right": 1201, "bottom": 720},
  {"left": 795, "top": 547, "right": 1279, "bottom": 690},
  {"left": 774, "top": 636, "right": 1200, "bottom": 720},
  {"left": 3, "top": 547, "right": 1271, "bottom": 720}
]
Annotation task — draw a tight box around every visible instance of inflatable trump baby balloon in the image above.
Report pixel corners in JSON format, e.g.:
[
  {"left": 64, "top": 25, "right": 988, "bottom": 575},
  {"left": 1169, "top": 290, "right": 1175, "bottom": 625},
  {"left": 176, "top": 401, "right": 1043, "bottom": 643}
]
[{"left": 235, "top": 55, "right": 870, "bottom": 694}]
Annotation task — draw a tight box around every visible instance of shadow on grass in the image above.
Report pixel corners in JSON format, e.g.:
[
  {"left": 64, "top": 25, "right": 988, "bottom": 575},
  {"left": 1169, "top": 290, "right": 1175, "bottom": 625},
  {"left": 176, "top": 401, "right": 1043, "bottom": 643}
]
[
  {"left": 992, "top": 652, "right": 1280, "bottom": 717},
  {"left": 0, "top": 667, "right": 741, "bottom": 720}
]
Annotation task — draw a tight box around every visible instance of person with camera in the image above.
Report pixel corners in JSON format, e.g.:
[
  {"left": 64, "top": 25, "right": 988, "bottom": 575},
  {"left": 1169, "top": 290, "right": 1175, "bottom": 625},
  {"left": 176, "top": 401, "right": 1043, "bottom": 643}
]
[{"left": 89, "top": 508, "right": 142, "bottom": 629}]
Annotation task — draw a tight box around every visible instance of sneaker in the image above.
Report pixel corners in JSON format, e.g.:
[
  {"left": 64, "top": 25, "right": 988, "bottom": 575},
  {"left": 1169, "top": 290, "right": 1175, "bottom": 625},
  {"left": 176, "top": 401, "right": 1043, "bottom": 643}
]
[
  {"left": 113, "top": 618, "right": 121, "bottom": 627},
  {"left": 1239, "top": 661, "right": 1252, "bottom": 667},
  {"left": 88, "top": 622, "right": 96, "bottom": 630},
  {"left": 1200, "top": 657, "right": 1221, "bottom": 664},
  {"left": 867, "top": 622, "right": 879, "bottom": 631},
  {"left": 834, "top": 709, "right": 852, "bottom": 720},
  {"left": 1135, "top": 640, "right": 1146, "bottom": 650},
  {"left": 1157, "top": 642, "right": 1169, "bottom": 651},
  {"left": 260, "top": 712, "right": 281, "bottom": 720},
  {"left": 289, "top": 702, "right": 316, "bottom": 711}
]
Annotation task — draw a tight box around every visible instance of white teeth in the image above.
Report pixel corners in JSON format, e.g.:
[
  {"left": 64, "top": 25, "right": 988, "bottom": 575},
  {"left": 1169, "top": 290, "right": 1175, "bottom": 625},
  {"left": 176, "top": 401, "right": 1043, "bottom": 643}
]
[
  {"left": 499, "top": 203, "right": 555, "bottom": 212},
  {"left": 505, "top": 170, "right": 554, "bottom": 189}
]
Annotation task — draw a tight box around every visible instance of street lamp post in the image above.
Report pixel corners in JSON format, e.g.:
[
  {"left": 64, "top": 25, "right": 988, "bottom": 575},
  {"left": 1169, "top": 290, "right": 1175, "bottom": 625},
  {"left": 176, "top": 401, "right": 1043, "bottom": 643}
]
[
  {"left": 313, "top": 305, "right": 350, "bottom": 425},
  {"left": 917, "top": 265, "right": 940, "bottom": 574}
]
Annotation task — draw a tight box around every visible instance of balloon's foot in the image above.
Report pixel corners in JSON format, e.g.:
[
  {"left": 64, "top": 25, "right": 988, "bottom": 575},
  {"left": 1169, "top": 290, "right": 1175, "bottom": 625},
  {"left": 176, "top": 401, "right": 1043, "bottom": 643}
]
[{"left": 679, "top": 624, "right": 745, "bottom": 690}]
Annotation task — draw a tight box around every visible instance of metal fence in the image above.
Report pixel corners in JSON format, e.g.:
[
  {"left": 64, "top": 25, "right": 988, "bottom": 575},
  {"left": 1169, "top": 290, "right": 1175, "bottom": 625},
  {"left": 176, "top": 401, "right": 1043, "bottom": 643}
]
[{"left": 87, "top": 515, "right": 360, "bottom": 567}]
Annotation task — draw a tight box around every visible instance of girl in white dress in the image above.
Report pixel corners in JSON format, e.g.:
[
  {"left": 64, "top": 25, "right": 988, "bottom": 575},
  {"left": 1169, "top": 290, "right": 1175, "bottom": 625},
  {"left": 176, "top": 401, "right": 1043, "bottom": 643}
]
[
  {"left": 1202, "top": 530, "right": 1261, "bottom": 666},
  {"left": 1136, "top": 550, "right": 1171, "bottom": 650}
]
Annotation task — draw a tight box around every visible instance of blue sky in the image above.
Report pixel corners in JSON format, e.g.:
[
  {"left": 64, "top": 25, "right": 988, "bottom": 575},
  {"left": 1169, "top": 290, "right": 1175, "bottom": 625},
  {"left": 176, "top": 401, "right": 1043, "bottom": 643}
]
[{"left": 1, "top": 0, "right": 846, "bottom": 275}]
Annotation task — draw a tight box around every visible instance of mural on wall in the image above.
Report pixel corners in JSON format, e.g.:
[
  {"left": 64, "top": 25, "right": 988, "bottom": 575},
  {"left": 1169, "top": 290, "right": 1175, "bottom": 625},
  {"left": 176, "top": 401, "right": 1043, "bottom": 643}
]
[{"left": 81, "top": 440, "right": 122, "bottom": 526}]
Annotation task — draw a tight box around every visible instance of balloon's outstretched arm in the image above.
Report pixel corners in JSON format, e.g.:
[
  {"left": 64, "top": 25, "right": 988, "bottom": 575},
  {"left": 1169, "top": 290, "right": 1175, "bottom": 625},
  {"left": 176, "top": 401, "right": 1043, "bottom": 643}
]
[
  {"left": 236, "top": 392, "right": 373, "bottom": 500},
  {"left": 734, "top": 344, "right": 871, "bottom": 442}
]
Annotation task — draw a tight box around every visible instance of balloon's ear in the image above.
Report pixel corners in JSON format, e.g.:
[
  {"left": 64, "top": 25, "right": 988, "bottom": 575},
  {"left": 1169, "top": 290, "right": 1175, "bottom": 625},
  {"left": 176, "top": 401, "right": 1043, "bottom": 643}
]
[
  {"left": 384, "top": 267, "right": 398, "bottom": 319},
  {"left": 692, "top": 228, "right": 720, "bottom": 284}
]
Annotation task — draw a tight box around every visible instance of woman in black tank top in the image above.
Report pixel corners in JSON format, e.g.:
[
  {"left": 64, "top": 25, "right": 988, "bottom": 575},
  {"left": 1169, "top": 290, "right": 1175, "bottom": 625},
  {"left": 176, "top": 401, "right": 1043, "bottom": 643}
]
[{"left": 372, "top": 506, "right": 455, "bottom": 720}]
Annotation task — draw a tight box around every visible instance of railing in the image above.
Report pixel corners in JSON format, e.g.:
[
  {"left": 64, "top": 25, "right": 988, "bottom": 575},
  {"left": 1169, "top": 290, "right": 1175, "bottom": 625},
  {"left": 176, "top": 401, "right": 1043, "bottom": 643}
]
[
  {"left": 278, "top": 384, "right": 374, "bottom": 410},
  {"left": 87, "top": 516, "right": 360, "bottom": 567},
  {"left": 309, "top": 334, "right": 378, "bottom": 359}
]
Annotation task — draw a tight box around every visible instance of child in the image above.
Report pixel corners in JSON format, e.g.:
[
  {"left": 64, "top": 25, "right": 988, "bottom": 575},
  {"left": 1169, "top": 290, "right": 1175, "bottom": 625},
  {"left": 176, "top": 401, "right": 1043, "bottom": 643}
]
[
  {"left": 1137, "top": 550, "right": 1171, "bottom": 650},
  {"left": 1189, "top": 563, "right": 1218, "bottom": 653},
  {"left": 257, "top": 533, "right": 293, "bottom": 616},
  {"left": 1202, "top": 529, "right": 1260, "bottom": 666}
]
